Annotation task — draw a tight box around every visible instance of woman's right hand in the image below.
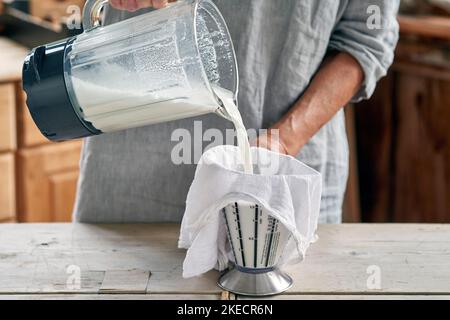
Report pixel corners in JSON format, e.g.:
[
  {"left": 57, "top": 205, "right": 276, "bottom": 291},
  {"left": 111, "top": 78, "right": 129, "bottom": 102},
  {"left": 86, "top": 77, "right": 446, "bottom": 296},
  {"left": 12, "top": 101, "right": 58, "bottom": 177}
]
[{"left": 109, "top": 0, "right": 175, "bottom": 12}]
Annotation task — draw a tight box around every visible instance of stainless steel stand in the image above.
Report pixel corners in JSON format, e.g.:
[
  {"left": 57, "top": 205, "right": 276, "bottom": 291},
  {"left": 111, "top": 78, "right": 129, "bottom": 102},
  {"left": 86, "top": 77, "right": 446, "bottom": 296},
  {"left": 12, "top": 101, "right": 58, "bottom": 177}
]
[{"left": 218, "top": 265, "right": 293, "bottom": 296}]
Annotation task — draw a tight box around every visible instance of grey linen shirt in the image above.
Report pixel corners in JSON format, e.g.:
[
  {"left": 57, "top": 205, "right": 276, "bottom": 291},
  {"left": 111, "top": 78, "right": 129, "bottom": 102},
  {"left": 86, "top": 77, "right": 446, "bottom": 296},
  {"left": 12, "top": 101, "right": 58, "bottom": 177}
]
[{"left": 73, "top": 0, "right": 400, "bottom": 223}]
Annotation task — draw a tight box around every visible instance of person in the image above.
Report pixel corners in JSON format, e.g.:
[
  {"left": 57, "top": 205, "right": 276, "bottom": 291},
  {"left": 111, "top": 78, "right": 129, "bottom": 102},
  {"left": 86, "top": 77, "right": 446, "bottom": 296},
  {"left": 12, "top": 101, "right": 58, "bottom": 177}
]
[{"left": 73, "top": 0, "right": 400, "bottom": 224}]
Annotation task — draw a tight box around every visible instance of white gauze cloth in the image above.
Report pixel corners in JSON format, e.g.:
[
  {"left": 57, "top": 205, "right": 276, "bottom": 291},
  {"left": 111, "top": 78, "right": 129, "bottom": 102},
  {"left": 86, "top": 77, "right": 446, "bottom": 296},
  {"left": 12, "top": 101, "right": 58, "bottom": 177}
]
[{"left": 178, "top": 145, "right": 322, "bottom": 278}]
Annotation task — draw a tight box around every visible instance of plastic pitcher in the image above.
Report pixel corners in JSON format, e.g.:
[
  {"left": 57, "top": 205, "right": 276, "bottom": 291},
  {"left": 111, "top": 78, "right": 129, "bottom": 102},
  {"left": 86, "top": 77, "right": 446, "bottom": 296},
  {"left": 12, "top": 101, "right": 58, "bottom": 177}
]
[{"left": 22, "top": 0, "right": 238, "bottom": 141}]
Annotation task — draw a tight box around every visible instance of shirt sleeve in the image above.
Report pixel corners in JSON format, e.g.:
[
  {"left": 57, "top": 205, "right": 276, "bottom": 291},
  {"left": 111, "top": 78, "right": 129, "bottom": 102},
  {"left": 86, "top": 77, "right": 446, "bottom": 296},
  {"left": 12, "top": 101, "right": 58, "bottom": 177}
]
[{"left": 328, "top": 0, "right": 400, "bottom": 102}]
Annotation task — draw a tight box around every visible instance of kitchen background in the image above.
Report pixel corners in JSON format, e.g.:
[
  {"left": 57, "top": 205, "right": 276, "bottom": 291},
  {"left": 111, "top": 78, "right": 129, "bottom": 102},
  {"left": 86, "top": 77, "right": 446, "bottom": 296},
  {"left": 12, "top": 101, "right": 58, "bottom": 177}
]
[{"left": 0, "top": 0, "right": 449, "bottom": 223}]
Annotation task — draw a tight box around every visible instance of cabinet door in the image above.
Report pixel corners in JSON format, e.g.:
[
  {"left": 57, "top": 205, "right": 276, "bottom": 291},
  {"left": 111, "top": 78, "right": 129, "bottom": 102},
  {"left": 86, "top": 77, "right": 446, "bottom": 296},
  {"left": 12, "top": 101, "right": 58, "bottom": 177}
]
[
  {"left": 0, "top": 153, "right": 15, "bottom": 221},
  {"left": 17, "top": 89, "right": 50, "bottom": 148},
  {"left": 393, "top": 72, "right": 450, "bottom": 222},
  {"left": 49, "top": 171, "right": 80, "bottom": 222},
  {"left": 356, "top": 69, "right": 450, "bottom": 223},
  {"left": 0, "top": 84, "right": 17, "bottom": 152},
  {"left": 17, "top": 141, "right": 82, "bottom": 222}
]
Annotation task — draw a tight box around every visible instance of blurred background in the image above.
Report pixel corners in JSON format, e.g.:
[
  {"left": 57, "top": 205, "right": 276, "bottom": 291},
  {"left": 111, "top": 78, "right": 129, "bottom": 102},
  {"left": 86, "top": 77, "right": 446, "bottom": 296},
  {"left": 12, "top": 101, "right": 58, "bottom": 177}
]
[{"left": 0, "top": 0, "right": 449, "bottom": 223}]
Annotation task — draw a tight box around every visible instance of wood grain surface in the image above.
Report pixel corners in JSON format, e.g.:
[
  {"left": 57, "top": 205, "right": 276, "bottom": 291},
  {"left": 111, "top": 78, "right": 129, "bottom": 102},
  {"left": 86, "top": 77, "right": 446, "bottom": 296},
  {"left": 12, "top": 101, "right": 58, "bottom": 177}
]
[{"left": 0, "top": 223, "right": 449, "bottom": 299}]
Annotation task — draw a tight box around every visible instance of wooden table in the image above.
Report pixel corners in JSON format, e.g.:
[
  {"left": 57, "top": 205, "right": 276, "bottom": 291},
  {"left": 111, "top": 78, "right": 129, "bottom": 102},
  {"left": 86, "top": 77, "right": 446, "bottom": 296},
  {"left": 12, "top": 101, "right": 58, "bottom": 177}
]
[{"left": 0, "top": 224, "right": 449, "bottom": 300}]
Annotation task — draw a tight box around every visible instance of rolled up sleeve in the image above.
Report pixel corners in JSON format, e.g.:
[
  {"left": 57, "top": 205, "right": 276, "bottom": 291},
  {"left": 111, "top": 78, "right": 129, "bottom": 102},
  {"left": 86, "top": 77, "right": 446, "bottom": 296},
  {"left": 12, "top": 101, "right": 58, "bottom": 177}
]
[{"left": 328, "top": 0, "right": 400, "bottom": 102}]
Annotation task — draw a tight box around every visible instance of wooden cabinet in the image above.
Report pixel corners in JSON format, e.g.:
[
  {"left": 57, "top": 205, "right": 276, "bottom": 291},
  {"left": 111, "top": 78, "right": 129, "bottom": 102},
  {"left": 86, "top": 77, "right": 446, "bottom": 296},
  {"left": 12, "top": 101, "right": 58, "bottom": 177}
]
[
  {"left": 0, "top": 153, "right": 15, "bottom": 222},
  {"left": 17, "top": 142, "right": 82, "bottom": 222},
  {"left": 0, "top": 84, "right": 17, "bottom": 152},
  {"left": 393, "top": 71, "right": 450, "bottom": 222},
  {"left": 355, "top": 16, "right": 450, "bottom": 223},
  {"left": 0, "top": 37, "right": 82, "bottom": 223},
  {"left": 49, "top": 171, "right": 80, "bottom": 222},
  {"left": 17, "top": 89, "right": 49, "bottom": 148},
  {"left": 0, "top": 81, "right": 17, "bottom": 222}
]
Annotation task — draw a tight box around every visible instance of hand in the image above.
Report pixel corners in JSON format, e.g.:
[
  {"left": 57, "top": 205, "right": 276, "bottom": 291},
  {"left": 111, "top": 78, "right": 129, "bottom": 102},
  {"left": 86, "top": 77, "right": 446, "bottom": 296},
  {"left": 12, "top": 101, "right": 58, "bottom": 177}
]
[
  {"left": 109, "top": 0, "right": 175, "bottom": 12},
  {"left": 251, "top": 129, "right": 290, "bottom": 156}
]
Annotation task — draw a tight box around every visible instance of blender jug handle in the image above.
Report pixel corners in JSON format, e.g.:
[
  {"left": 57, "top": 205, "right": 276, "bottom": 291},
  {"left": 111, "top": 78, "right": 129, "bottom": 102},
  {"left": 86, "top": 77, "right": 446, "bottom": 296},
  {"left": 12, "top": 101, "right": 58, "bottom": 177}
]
[
  {"left": 82, "top": 0, "right": 109, "bottom": 32},
  {"left": 83, "top": 0, "right": 181, "bottom": 32}
]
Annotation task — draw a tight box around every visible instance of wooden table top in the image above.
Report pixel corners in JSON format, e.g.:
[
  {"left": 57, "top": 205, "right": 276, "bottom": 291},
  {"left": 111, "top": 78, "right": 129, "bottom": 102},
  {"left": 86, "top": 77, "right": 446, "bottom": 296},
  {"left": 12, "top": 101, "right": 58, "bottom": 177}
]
[{"left": 0, "top": 223, "right": 449, "bottom": 300}]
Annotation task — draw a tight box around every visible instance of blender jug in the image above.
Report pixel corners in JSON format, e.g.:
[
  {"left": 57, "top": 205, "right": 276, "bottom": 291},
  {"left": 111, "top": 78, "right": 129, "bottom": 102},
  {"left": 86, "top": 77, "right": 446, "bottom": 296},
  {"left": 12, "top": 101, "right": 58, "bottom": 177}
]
[{"left": 22, "top": 0, "right": 238, "bottom": 141}]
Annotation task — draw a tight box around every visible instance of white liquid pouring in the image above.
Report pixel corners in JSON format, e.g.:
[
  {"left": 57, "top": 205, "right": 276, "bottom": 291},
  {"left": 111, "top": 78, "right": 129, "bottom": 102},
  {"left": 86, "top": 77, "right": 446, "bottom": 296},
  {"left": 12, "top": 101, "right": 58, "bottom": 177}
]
[{"left": 213, "top": 86, "right": 253, "bottom": 174}]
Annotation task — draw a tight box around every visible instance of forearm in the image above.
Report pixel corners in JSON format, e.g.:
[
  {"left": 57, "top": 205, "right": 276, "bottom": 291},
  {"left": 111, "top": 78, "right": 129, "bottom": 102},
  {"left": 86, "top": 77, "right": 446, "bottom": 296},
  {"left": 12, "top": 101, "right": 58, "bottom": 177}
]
[{"left": 272, "top": 51, "right": 364, "bottom": 156}]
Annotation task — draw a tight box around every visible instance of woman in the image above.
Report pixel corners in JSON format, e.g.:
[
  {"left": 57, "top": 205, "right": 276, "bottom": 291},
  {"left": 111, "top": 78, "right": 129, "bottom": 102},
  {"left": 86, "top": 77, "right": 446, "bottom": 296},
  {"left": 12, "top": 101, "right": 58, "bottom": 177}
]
[{"left": 74, "top": 0, "right": 399, "bottom": 223}]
